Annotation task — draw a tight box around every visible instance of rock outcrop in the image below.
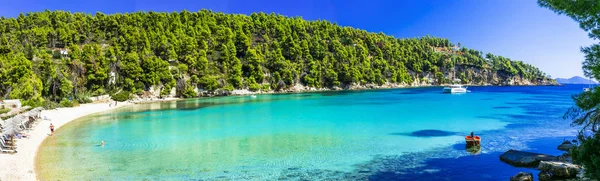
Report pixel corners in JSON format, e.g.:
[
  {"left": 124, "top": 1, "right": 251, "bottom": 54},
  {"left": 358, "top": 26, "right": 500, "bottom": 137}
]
[
  {"left": 557, "top": 140, "right": 576, "bottom": 151},
  {"left": 538, "top": 161, "right": 581, "bottom": 179},
  {"left": 556, "top": 152, "right": 572, "bottom": 162},
  {"left": 538, "top": 171, "right": 552, "bottom": 181},
  {"left": 510, "top": 172, "right": 533, "bottom": 181},
  {"left": 499, "top": 149, "right": 556, "bottom": 167}
]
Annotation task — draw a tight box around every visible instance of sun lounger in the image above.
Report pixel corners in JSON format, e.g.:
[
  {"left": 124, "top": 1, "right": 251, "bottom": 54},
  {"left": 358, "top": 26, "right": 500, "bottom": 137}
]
[
  {"left": 1, "top": 135, "right": 13, "bottom": 143},
  {"left": 0, "top": 136, "right": 12, "bottom": 144},
  {"left": 0, "top": 146, "right": 16, "bottom": 153},
  {"left": 0, "top": 139, "right": 16, "bottom": 150}
]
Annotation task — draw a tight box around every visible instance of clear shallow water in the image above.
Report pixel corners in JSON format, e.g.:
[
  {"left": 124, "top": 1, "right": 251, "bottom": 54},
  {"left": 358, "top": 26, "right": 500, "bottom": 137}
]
[{"left": 36, "top": 85, "right": 584, "bottom": 180}]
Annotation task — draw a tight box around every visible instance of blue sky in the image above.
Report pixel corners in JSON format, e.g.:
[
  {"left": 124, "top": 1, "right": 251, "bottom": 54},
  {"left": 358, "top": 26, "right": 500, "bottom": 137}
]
[{"left": 1, "top": 0, "right": 594, "bottom": 78}]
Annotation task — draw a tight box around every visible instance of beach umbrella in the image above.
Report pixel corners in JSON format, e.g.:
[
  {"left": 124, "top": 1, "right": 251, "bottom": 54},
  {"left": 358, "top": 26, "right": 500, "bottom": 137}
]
[
  {"left": 1, "top": 116, "right": 18, "bottom": 136},
  {"left": 24, "top": 108, "right": 42, "bottom": 118},
  {"left": 4, "top": 115, "right": 26, "bottom": 134},
  {"left": 1, "top": 124, "right": 18, "bottom": 136},
  {"left": 0, "top": 107, "right": 45, "bottom": 136}
]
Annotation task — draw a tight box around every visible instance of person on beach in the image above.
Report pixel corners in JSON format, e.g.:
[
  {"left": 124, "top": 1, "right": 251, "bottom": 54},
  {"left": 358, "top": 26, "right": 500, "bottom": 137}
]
[{"left": 49, "top": 123, "right": 55, "bottom": 136}]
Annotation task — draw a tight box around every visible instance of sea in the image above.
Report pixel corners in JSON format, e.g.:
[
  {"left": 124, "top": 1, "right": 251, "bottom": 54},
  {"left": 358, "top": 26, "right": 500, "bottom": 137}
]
[{"left": 36, "top": 85, "right": 587, "bottom": 180}]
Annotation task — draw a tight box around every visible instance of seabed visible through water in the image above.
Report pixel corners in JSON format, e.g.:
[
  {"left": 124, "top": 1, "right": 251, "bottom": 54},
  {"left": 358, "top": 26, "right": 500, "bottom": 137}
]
[{"left": 36, "top": 85, "right": 581, "bottom": 180}]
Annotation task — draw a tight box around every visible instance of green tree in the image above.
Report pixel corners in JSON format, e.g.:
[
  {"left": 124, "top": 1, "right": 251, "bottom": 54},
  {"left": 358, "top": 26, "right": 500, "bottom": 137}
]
[
  {"left": 0, "top": 10, "right": 552, "bottom": 104},
  {"left": 539, "top": 0, "right": 600, "bottom": 178}
]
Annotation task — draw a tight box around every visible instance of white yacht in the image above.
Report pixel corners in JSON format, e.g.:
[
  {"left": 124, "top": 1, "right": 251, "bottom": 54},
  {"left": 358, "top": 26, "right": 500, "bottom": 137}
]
[
  {"left": 584, "top": 88, "right": 591, "bottom": 92},
  {"left": 443, "top": 84, "right": 467, "bottom": 93},
  {"left": 444, "top": 55, "right": 468, "bottom": 94}
]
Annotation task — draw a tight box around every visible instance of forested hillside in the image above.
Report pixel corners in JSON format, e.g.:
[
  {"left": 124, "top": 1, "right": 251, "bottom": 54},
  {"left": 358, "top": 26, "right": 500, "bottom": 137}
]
[{"left": 0, "top": 10, "right": 553, "bottom": 107}]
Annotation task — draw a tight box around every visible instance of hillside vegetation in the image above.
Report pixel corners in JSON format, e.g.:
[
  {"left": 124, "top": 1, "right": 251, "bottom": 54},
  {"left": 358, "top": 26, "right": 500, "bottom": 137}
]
[{"left": 0, "top": 10, "right": 553, "bottom": 107}]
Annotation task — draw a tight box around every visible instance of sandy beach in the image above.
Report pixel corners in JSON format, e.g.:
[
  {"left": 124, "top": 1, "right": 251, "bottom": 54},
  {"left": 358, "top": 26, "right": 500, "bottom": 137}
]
[{"left": 0, "top": 102, "right": 131, "bottom": 181}]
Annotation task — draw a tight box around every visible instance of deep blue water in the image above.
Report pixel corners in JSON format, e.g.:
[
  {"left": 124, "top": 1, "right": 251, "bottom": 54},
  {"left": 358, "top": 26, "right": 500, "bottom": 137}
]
[{"left": 37, "top": 85, "right": 585, "bottom": 180}]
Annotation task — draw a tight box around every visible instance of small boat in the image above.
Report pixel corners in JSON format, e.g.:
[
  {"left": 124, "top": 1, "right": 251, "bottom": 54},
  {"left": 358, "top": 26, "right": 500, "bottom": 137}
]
[
  {"left": 443, "top": 84, "right": 468, "bottom": 94},
  {"left": 250, "top": 95, "right": 257, "bottom": 98},
  {"left": 465, "top": 135, "right": 481, "bottom": 147},
  {"left": 584, "top": 88, "right": 591, "bottom": 92}
]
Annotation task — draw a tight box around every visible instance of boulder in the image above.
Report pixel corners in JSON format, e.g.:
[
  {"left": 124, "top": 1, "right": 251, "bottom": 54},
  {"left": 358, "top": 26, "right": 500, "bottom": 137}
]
[
  {"left": 538, "top": 171, "right": 552, "bottom": 181},
  {"left": 557, "top": 152, "right": 572, "bottom": 162},
  {"left": 538, "top": 161, "right": 581, "bottom": 178},
  {"left": 557, "top": 142, "right": 576, "bottom": 151},
  {"left": 499, "top": 149, "right": 556, "bottom": 167},
  {"left": 510, "top": 172, "right": 533, "bottom": 181}
]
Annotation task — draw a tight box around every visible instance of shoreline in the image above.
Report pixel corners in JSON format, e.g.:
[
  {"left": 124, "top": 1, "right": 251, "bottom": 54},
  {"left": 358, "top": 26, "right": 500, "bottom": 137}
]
[
  {"left": 0, "top": 102, "right": 133, "bottom": 181},
  {"left": 224, "top": 83, "right": 559, "bottom": 96},
  {"left": 0, "top": 84, "right": 557, "bottom": 181}
]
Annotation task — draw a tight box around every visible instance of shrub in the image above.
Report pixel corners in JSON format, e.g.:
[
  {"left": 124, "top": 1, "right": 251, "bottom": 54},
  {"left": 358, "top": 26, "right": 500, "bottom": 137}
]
[
  {"left": 92, "top": 88, "right": 106, "bottom": 96},
  {"left": 222, "top": 85, "right": 234, "bottom": 91},
  {"left": 160, "top": 84, "right": 174, "bottom": 97},
  {"left": 59, "top": 99, "right": 74, "bottom": 107},
  {"left": 261, "top": 84, "right": 271, "bottom": 91},
  {"left": 42, "top": 101, "right": 59, "bottom": 109},
  {"left": 74, "top": 92, "right": 93, "bottom": 104},
  {"left": 111, "top": 91, "right": 131, "bottom": 102},
  {"left": 182, "top": 87, "right": 197, "bottom": 98},
  {"left": 249, "top": 83, "right": 260, "bottom": 92},
  {"left": 198, "top": 76, "right": 220, "bottom": 92},
  {"left": 0, "top": 108, "right": 10, "bottom": 114},
  {"left": 72, "top": 101, "right": 80, "bottom": 107},
  {"left": 22, "top": 96, "right": 45, "bottom": 107},
  {"left": 572, "top": 136, "right": 600, "bottom": 179}
]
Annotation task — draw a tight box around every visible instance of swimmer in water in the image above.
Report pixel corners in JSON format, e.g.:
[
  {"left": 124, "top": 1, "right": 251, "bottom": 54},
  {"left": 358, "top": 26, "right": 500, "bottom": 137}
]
[{"left": 101, "top": 141, "right": 105, "bottom": 146}]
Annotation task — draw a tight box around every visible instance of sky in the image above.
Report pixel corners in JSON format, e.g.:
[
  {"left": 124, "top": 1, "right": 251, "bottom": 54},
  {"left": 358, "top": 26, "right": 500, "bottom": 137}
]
[{"left": 0, "top": 0, "right": 595, "bottom": 78}]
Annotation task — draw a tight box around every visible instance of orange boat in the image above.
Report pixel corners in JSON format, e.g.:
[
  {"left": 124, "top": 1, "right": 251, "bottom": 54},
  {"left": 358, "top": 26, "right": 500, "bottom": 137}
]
[{"left": 465, "top": 136, "right": 481, "bottom": 147}]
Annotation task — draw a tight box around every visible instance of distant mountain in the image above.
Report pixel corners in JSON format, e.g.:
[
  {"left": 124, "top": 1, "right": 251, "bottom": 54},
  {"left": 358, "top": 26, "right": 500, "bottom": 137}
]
[{"left": 555, "top": 76, "right": 598, "bottom": 84}]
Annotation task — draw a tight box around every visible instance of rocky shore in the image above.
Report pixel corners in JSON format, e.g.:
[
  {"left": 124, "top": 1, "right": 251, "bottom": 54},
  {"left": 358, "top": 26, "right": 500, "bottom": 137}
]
[
  {"left": 194, "top": 81, "right": 558, "bottom": 97},
  {"left": 505, "top": 140, "right": 590, "bottom": 181}
]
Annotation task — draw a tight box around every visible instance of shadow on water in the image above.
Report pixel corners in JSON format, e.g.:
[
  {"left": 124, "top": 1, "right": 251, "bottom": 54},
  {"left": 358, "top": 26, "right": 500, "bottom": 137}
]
[
  {"left": 364, "top": 136, "right": 573, "bottom": 181},
  {"left": 365, "top": 151, "right": 532, "bottom": 181},
  {"left": 390, "top": 130, "right": 459, "bottom": 137}
]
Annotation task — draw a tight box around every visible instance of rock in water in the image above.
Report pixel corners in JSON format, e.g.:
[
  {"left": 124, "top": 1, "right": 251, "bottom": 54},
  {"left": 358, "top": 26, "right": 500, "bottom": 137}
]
[
  {"left": 557, "top": 143, "right": 576, "bottom": 151},
  {"left": 510, "top": 172, "right": 533, "bottom": 181},
  {"left": 499, "top": 150, "right": 556, "bottom": 167},
  {"left": 538, "top": 161, "right": 581, "bottom": 178},
  {"left": 538, "top": 171, "right": 552, "bottom": 181}
]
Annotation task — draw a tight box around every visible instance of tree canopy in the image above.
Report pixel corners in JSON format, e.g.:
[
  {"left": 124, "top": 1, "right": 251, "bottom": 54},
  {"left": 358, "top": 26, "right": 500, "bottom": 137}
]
[
  {"left": 539, "top": 0, "right": 600, "bottom": 179},
  {"left": 0, "top": 10, "right": 552, "bottom": 106}
]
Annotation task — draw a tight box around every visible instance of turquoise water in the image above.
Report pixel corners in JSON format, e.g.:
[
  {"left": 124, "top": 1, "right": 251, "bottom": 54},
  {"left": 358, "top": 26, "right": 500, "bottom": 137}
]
[{"left": 36, "top": 86, "right": 582, "bottom": 180}]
